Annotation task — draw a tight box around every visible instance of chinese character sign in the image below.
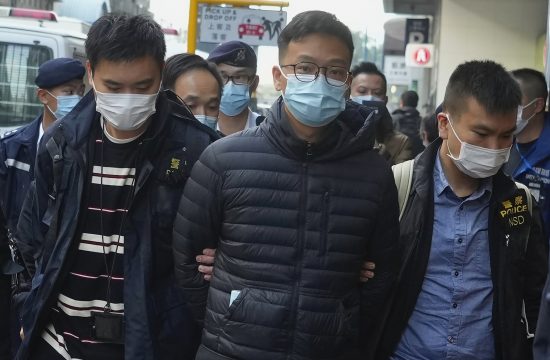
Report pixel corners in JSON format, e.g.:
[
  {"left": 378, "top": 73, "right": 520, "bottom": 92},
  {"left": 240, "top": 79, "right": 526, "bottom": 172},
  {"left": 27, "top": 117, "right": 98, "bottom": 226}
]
[{"left": 200, "top": 6, "right": 287, "bottom": 46}]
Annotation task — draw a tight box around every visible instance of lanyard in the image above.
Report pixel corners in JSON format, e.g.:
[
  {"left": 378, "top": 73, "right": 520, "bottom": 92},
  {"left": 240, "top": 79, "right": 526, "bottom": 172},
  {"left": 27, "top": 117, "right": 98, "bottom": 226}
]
[{"left": 515, "top": 143, "right": 545, "bottom": 183}]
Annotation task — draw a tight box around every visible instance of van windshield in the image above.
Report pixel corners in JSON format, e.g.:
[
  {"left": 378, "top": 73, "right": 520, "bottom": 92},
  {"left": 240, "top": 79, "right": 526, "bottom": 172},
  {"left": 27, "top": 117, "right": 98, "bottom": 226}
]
[{"left": 0, "top": 42, "right": 52, "bottom": 128}]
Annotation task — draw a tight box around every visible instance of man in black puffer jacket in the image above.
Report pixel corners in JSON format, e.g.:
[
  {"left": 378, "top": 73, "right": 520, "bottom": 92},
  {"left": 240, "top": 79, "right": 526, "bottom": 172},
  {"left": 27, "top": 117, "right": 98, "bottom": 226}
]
[{"left": 173, "top": 10, "right": 400, "bottom": 360}]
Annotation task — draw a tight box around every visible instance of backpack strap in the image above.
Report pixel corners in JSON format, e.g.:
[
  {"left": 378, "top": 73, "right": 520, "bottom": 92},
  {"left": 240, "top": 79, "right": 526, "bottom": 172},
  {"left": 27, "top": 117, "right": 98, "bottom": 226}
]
[
  {"left": 392, "top": 159, "right": 414, "bottom": 221},
  {"left": 41, "top": 132, "right": 66, "bottom": 269},
  {"left": 514, "top": 181, "right": 533, "bottom": 255},
  {"left": 514, "top": 181, "right": 533, "bottom": 216},
  {"left": 514, "top": 181, "right": 535, "bottom": 338},
  {"left": 255, "top": 115, "right": 266, "bottom": 126}
]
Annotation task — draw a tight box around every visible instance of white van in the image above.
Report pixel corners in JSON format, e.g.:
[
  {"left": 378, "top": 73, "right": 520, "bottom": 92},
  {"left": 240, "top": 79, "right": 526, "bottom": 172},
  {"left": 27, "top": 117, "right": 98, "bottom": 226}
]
[{"left": 0, "top": 7, "right": 87, "bottom": 135}]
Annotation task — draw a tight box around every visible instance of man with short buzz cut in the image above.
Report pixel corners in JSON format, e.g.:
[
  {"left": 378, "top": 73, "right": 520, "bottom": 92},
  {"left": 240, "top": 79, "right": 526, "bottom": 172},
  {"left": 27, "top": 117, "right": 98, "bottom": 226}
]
[
  {"left": 173, "top": 10, "right": 399, "bottom": 360},
  {"left": 0, "top": 57, "right": 85, "bottom": 358},
  {"left": 15, "top": 14, "right": 217, "bottom": 360},
  {"left": 505, "top": 68, "right": 550, "bottom": 238},
  {"left": 207, "top": 40, "right": 263, "bottom": 135},
  {"left": 376, "top": 60, "right": 548, "bottom": 360}
]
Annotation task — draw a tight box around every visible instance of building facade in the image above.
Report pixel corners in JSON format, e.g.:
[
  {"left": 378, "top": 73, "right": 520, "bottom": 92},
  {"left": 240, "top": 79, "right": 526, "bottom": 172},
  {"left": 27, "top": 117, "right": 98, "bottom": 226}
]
[{"left": 109, "top": 0, "right": 150, "bottom": 16}]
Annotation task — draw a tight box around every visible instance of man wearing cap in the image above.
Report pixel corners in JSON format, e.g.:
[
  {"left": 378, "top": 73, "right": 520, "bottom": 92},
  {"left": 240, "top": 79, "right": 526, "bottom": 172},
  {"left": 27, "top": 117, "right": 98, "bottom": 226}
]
[
  {"left": 207, "top": 40, "right": 263, "bottom": 135},
  {"left": 0, "top": 57, "right": 85, "bottom": 358}
]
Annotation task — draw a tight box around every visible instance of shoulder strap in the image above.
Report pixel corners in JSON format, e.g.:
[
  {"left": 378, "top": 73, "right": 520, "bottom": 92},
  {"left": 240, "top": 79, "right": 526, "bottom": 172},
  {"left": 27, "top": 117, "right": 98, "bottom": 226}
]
[
  {"left": 514, "top": 181, "right": 532, "bottom": 254},
  {"left": 392, "top": 159, "right": 414, "bottom": 220},
  {"left": 41, "top": 133, "right": 66, "bottom": 268},
  {"left": 514, "top": 181, "right": 533, "bottom": 215}
]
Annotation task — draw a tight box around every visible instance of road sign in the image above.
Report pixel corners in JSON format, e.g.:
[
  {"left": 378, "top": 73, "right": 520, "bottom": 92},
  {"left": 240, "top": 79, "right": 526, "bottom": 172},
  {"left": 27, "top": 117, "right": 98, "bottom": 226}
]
[
  {"left": 405, "top": 43, "right": 435, "bottom": 68},
  {"left": 199, "top": 6, "right": 286, "bottom": 46},
  {"left": 384, "top": 56, "right": 409, "bottom": 85}
]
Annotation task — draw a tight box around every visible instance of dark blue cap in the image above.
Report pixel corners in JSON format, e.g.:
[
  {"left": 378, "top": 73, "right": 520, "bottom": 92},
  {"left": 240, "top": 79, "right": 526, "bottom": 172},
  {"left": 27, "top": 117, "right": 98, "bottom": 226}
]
[
  {"left": 207, "top": 41, "right": 257, "bottom": 71},
  {"left": 35, "top": 57, "right": 85, "bottom": 89}
]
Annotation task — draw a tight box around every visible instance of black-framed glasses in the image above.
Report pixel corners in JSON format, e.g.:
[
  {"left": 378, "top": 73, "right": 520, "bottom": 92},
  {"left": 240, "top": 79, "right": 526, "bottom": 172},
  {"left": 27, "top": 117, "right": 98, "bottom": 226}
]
[
  {"left": 221, "top": 73, "right": 254, "bottom": 86},
  {"left": 280, "top": 62, "right": 351, "bottom": 87}
]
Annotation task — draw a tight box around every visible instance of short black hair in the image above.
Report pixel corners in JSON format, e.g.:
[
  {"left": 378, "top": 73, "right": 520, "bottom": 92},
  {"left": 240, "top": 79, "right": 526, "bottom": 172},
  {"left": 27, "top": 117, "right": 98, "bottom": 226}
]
[
  {"left": 511, "top": 68, "right": 548, "bottom": 105},
  {"left": 163, "top": 53, "right": 223, "bottom": 98},
  {"left": 351, "top": 61, "right": 387, "bottom": 94},
  {"left": 277, "top": 11, "right": 354, "bottom": 63},
  {"left": 443, "top": 60, "right": 521, "bottom": 117},
  {"left": 86, "top": 14, "right": 166, "bottom": 71},
  {"left": 401, "top": 90, "right": 419, "bottom": 108}
]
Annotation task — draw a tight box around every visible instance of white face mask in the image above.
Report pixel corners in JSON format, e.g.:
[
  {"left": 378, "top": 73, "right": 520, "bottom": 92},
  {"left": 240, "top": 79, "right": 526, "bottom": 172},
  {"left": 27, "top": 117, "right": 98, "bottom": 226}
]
[
  {"left": 91, "top": 77, "right": 159, "bottom": 131},
  {"left": 446, "top": 113, "right": 511, "bottom": 179},
  {"left": 514, "top": 100, "right": 538, "bottom": 135}
]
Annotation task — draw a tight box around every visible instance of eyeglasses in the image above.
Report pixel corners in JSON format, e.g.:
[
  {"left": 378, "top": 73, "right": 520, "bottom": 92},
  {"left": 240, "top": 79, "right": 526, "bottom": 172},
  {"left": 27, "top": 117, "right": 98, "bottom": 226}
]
[
  {"left": 221, "top": 73, "right": 254, "bottom": 86},
  {"left": 280, "top": 62, "right": 351, "bottom": 87}
]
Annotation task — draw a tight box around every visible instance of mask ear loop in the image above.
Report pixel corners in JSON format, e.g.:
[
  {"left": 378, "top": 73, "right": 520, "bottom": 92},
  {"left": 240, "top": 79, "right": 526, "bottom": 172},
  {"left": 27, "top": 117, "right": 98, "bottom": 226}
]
[
  {"left": 44, "top": 90, "right": 58, "bottom": 120},
  {"left": 445, "top": 113, "right": 463, "bottom": 161}
]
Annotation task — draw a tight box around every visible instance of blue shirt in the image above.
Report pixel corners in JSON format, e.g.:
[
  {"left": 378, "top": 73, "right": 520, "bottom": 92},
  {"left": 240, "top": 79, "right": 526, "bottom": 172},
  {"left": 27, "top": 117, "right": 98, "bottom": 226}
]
[
  {"left": 392, "top": 154, "right": 495, "bottom": 360},
  {"left": 512, "top": 113, "right": 550, "bottom": 238}
]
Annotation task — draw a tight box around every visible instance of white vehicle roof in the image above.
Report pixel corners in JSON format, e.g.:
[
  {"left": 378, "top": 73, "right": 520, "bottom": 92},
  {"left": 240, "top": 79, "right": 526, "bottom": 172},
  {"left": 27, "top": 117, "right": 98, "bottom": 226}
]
[{"left": 0, "top": 7, "right": 88, "bottom": 38}]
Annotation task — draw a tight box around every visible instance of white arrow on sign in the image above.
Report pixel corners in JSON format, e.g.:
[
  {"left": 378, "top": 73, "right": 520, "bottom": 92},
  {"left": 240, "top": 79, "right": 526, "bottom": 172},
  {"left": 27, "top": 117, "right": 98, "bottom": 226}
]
[{"left": 405, "top": 43, "right": 435, "bottom": 68}]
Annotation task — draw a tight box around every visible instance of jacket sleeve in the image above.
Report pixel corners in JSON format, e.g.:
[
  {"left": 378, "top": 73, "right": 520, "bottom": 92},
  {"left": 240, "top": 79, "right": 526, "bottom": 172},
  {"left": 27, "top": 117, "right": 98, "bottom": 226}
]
[
  {"left": 534, "top": 260, "right": 550, "bottom": 360},
  {"left": 173, "top": 144, "right": 223, "bottom": 323},
  {"left": 361, "top": 164, "right": 400, "bottom": 355},
  {"left": 524, "top": 199, "right": 549, "bottom": 337},
  {"left": 16, "top": 139, "right": 53, "bottom": 278},
  {"left": 0, "top": 142, "right": 11, "bottom": 274},
  {"left": 392, "top": 133, "right": 413, "bottom": 165}
]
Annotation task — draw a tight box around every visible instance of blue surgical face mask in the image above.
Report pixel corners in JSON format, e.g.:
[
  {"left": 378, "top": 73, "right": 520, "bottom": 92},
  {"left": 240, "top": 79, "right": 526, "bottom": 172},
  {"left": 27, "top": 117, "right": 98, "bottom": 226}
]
[
  {"left": 195, "top": 114, "right": 218, "bottom": 130},
  {"left": 220, "top": 82, "right": 250, "bottom": 116},
  {"left": 281, "top": 73, "right": 347, "bottom": 128},
  {"left": 351, "top": 94, "right": 384, "bottom": 104},
  {"left": 46, "top": 91, "right": 82, "bottom": 119},
  {"left": 55, "top": 95, "right": 81, "bottom": 119}
]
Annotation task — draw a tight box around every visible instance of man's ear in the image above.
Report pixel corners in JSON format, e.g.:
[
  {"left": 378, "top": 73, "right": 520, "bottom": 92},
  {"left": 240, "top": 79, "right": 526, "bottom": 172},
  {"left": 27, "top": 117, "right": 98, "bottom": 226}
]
[
  {"left": 86, "top": 60, "right": 93, "bottom": 82},
  {"left": 535, "top": 97, "right": 546, "bottom": 114},
  {"left": 36, "top": 88, "right": 50, "bottom": 105},
  {"left": 250, "top": 75, "right": 259, "bottom": 93},
  {"left": 437, "top": 112, "right": 450, "bottom": 140},
  {"left": 272, "top": 65, "right": 284, "bottom": 92}
]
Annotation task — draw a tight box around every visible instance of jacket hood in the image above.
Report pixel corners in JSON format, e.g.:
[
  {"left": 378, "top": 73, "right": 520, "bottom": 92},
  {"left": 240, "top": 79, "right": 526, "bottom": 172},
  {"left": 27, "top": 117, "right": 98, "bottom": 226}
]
[
  {"left": 262, "top": 96, "right": 377, "bottom": 161},
  {"left": 17, "top": 114, "right": 42, "bottom": 145}
]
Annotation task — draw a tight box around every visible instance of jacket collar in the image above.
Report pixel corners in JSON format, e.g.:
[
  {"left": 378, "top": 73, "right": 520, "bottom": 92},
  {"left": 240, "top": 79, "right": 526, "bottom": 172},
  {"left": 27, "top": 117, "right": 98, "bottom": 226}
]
[
  {"left": 17, "top": 114, "right": 43, "bottom": 145},
  {"left": 514, "top": 113, "right": 550, "bottom": 174},
  {"left": 414, "top": 138, "right": 513, "bottom": 201},
  {"left": 262, "top": 96, "right": 376, "bottom": 161}
]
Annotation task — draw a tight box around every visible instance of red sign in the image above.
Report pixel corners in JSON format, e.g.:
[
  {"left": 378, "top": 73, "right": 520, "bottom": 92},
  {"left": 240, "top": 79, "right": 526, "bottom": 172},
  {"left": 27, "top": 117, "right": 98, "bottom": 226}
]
[
  {"left": 413, "top": 47, "right": 431, "bottom": 65},
  {"left": 405, "top": 43, "right": 435, "bottom": 68}
]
